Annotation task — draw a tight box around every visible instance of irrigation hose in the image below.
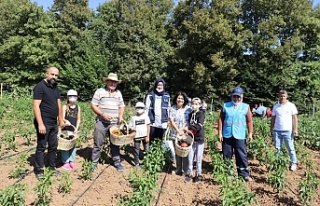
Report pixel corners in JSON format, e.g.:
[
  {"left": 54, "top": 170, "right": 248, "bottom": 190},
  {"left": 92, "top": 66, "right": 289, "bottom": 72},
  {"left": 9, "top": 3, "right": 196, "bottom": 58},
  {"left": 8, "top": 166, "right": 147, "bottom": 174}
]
[
  {"left": 13, "top": 170, "right": 33, "bottom": 185},
  {"left": 154, "top": 164, "right": 171, "bottom": 206},
  {"left": 70, "top": 165, "right": 110, "bottom": 206},
  {"left": 0, "top": 146, "right": 36, "bottom": 160}
]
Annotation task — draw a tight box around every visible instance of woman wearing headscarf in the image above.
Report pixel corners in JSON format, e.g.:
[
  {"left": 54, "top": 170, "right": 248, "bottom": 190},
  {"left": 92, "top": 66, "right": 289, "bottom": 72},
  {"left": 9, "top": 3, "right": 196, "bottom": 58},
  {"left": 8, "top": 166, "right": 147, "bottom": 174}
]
[{"left": 145, "top": 78, "right": 171, "bottom": 144}]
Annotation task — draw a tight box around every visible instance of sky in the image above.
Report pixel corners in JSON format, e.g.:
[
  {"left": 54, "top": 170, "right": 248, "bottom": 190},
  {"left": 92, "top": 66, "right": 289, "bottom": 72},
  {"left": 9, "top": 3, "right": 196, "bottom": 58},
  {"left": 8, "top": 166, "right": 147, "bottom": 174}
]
[
  {"left": 31, "top": 0, "right": 320, "bottom": 11},
  {"left": 31, "top": 0, "right": 108, "bottom": 11}
]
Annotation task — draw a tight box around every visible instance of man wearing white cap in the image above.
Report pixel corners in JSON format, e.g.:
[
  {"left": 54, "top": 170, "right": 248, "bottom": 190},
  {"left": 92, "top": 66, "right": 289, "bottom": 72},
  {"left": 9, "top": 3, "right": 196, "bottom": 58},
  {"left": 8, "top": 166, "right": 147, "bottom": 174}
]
[{"left": 91, "top": 73, "right": 125, "bottom": 171}]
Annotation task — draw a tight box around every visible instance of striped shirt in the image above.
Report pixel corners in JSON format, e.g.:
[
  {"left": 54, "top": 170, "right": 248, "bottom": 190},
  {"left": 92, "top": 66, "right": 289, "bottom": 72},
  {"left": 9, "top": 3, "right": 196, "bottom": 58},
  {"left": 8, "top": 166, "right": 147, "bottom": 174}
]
[{"left": 91, "top": 88, "right": 125, "bottom": 124}]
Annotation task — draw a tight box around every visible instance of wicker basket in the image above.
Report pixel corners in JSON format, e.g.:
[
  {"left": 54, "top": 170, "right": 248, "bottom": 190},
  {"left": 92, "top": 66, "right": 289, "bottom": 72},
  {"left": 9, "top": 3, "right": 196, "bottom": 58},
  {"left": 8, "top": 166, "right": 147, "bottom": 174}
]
[
  {"left": 57, "top": 128, "right": 78, "bottom": 151},
  {"left": 109, "top": 121, "right": 135, "bottom": 146},
  {"left": 175, "top": 133, "right": 194, "bottom": 157}
]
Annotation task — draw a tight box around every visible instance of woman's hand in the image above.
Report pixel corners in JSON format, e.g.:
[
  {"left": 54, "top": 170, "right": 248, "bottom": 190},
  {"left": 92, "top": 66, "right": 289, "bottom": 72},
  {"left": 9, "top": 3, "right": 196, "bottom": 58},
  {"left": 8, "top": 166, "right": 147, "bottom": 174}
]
[{"left": 64, "top": 120, "right": 71, "bottom": 126}]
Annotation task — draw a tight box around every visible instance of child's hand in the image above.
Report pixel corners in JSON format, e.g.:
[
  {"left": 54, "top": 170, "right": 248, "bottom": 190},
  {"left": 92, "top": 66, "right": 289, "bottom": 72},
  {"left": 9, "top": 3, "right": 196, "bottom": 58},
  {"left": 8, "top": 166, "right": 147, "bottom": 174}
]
[
  {"left": 178, "top": 130, "right": 184, "bottom": 136},
  {"left": 145, "top": 136, "right": 150, "bottom": 143}
]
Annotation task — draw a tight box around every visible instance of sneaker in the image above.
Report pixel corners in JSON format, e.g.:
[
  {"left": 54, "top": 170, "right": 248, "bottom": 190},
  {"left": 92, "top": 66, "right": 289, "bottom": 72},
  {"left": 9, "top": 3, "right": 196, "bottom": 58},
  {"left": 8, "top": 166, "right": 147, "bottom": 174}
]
[
  {"left": 62, "top": 163, "right": 72, "bottom": 170},
  {"left": 172, "top": 170, "right": 182, "bottom": 176},
  {"left": 194, "top": 175, "right": 201, "bottom": 183},
  {"left": 50, "top": 169, "right": 62, "bottom": 176},
  {"left": 244, "top": 176, "right": 253, "bottom": 182},
  {"left": 115, "top": 163, "right": 124, "bottom": 172},
  {"left": 35, "top": 173, "right": 43, "bottom": 180},
  {"left": 134, "top": 164, "right": 141, "bottom": 170},
  {"left": 69, "top": 162, "right": 77, "bottom": 169},
  {"left": 185, "top": 175, "right": 192, "bottom": 183},
  {"left": 290, "top": 164, "right": 297, "bottom": 171}
]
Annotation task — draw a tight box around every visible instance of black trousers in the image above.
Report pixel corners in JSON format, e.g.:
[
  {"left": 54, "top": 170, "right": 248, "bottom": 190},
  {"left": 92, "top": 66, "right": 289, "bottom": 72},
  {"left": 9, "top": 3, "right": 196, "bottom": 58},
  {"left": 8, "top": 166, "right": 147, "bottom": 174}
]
[
  {"left": 34, "top": 121, "right": 58, "bottom": 174},
  {"left": 222, "top": 137, "right": 250, "bottom": 178},
  {"left": 149, "top": 126, "right": 166, "bottom": 145}
]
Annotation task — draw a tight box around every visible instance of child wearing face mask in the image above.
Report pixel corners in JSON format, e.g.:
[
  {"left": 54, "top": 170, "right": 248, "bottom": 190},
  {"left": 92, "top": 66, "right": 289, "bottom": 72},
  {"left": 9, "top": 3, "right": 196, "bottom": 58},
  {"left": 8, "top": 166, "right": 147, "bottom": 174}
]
[
  {"left": 61, "top": 89, "right": 81, "bottom": 170},
  {"left": 183, "top": 97, "right": 205, "bottom": 183},
  {"left": 129, "top": 102, "right": 151, "bottom": 170}
]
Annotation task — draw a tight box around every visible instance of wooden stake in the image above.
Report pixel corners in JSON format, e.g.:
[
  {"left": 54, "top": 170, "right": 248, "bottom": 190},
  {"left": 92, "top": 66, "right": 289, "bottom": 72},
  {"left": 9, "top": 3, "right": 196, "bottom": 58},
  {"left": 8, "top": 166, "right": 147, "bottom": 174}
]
[{"left": 0, "top": 83, "right": 3, "bottom": 100}]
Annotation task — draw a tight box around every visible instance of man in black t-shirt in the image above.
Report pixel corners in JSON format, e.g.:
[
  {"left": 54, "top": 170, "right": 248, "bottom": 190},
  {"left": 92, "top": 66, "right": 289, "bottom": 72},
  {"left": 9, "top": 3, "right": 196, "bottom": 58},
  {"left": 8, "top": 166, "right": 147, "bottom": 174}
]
[{"left": 33, "top": 66, "right": 65, "bottom": 179}]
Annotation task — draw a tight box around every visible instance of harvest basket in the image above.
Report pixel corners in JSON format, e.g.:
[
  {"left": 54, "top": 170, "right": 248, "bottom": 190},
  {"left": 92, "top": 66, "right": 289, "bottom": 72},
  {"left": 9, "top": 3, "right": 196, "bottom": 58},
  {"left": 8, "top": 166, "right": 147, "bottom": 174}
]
[
  {"left": 57, "top": 125, "right": 78, "bottom": 151},
  {"left": 175, "top": 133, "right": 194, "bottom": 157},
  {"left": 109, "top": 121, "right": 135, "bottom": 146}
]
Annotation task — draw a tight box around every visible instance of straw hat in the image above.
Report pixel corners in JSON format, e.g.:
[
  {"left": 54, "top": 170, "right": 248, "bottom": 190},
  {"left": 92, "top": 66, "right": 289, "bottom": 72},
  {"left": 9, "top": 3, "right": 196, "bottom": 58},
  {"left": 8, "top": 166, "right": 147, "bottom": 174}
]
[{"left": 103, "top": 73, "right": 121, "bottom": 83}]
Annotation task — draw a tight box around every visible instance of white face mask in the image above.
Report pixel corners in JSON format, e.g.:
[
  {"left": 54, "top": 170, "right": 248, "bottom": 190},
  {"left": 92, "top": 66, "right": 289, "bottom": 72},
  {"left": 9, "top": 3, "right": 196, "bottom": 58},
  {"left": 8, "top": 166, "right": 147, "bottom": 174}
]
[
  {"left": 192, "top": 105, "right": 200, "bottom": 111},
  {"left": 156, "top": 88, "right": 163, "bottom": 93},
  {"left": 136, "top": 109, "right": 144, "bottom": 114},
  {"left": 69, "top": 97, "right": 77, "bottom": 102}
]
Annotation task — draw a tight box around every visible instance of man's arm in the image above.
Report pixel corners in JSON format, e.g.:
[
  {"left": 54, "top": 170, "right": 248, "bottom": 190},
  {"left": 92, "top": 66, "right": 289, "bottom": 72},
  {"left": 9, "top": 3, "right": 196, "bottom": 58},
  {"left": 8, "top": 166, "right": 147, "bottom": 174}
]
[
  {"left": 293, "top": 114, "right": 298, "bottom": 136},
  {"left": 91, "top": 104, "right": 111, "bottom": 122},
  {"left": 118, "top": 106, "right": 125, "bottom": 123},
  {"left": 246, "top": 107, "right": 253, "bottom": 142},
  {"left": 33, "top": 99, "right": 46, "bottom": 134},
  {"left": 270, "top": 116, "right": 275, "bottom": 136},
  {"left": 217, "top": 108, "right": 224, "bottom": 142},
  {"left": 58, "top": 99, "right": 65, "bottom": 128}
]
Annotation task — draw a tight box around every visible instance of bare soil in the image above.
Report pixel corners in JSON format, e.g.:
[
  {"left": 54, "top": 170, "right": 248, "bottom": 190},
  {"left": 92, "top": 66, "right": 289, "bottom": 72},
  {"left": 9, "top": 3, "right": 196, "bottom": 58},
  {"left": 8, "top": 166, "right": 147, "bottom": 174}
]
[{"left": 0, "top": 136, "right": 319, "bottom": 206}]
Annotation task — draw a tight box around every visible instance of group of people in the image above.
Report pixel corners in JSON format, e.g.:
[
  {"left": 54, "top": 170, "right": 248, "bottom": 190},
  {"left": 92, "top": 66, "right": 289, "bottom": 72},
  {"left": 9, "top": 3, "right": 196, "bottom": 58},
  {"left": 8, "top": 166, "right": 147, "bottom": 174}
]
[
  {"left": 252, "top": 104, "right": 272, "bottom": 118},
  {"left": 32, "top": 67, "right": 299, "bottom": 184}
]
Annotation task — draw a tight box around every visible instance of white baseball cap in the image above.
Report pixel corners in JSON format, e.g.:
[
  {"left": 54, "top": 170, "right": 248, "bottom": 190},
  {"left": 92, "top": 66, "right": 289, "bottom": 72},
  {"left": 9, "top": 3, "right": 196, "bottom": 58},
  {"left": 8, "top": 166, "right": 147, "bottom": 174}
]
[
  {"left": 67, "top": 89, "right": 78, "bottom": 96},
  {"left": 135, "top": 102, "right": 145, "bottom": 108}
]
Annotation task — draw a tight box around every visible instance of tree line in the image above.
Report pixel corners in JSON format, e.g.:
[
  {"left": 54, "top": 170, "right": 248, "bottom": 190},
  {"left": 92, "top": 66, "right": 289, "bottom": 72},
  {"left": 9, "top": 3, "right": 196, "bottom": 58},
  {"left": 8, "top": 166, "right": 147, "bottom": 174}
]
[{"left": 0, "top": 0, "right": 319, "bottom": 111}]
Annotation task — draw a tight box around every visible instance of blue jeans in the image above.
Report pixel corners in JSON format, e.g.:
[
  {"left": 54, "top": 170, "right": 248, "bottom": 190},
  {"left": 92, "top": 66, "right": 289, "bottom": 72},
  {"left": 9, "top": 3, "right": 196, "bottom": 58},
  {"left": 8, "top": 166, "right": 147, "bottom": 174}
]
[
  {"left": 273, "top": 130, "right": 297, "bottom": 165},
  {"left": 61, "top": 146, "right": 76, "bottom": 163},
  {"left": 187, "top": 142, "right": 204, "bottom": 175}
]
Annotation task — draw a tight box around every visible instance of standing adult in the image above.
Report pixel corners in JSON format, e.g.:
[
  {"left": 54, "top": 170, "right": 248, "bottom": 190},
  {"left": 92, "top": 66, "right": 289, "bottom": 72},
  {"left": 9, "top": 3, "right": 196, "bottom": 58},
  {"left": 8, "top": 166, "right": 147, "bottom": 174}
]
[
  {"left": 91, "top": 73, "right": 125, "bottom": 171},
  {"left": 169, "top": 92, "right": 192, "bottom": 175},
  {"left": 218, "top": 86, "right": 253, "bottom": 181},
  {"left": 33, "top": 66, "right": 64, "bottom": 179},
  {"left": 145, "top": 78, "right": 170, "bottom": 143},
  {"left": 270, "top": 90, "right": 298, "bottom": 171}
]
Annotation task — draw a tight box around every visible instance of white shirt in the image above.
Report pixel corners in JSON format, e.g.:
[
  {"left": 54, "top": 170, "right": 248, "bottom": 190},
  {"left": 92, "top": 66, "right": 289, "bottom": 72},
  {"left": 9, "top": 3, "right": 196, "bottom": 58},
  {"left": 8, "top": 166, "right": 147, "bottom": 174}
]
[
  {"left": 272, "top": 101, "right": 298, "bottom": 131},
  {"left": 129, "top": 113, "right": 151, "bottom": 138},
  {"left": 145, "top": 94, "right": 169, "bottom": 129}
]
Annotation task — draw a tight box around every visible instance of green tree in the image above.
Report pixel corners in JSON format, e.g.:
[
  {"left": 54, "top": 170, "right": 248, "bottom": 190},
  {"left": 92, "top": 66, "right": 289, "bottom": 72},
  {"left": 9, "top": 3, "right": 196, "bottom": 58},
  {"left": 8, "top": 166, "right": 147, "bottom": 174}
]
[
  {"left": 101, "top": 0, "right": 174, "bottom": 102},
  {"left": 239, "top": 0, "right": 313, "bottom": 103},
  {"left": 0, "top": 0, "right": 59, "bottom": 88},
  {"left": 167, "top": 0, "right": 249, "bottom": 103},
  {"left": 50, "top": 0, "right": 94, "bottom": 61}
]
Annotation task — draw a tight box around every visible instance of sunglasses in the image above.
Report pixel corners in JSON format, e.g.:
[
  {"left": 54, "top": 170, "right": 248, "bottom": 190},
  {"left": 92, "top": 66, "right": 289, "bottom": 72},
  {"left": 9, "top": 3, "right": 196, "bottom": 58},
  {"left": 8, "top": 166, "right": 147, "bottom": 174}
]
[{"left": 136, "top": 107, "right": 144, "bottom": 109}]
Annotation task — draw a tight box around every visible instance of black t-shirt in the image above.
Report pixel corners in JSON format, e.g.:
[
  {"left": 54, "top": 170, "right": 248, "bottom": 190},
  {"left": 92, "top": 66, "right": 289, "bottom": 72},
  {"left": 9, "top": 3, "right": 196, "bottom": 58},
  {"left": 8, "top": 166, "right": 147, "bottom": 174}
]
[
  {"left": 62, "top": 105, "right": 78, "bottom": 132},
  {"left": 33, "top": 80, "right": 60, "bottom": 125}
]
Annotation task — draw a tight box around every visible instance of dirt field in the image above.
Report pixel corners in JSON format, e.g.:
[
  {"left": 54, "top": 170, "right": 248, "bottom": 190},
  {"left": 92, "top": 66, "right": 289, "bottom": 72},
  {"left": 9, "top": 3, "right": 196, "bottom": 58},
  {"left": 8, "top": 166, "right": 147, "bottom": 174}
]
[{"left": 0, "top": 135, "right": 319, "bottom": 206}]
